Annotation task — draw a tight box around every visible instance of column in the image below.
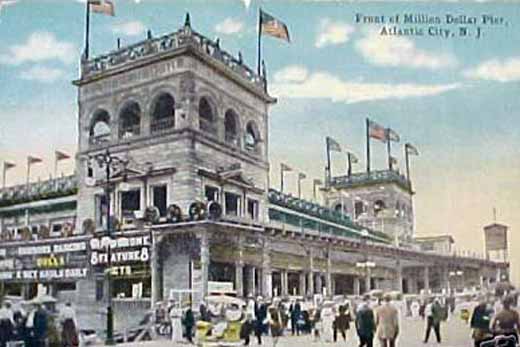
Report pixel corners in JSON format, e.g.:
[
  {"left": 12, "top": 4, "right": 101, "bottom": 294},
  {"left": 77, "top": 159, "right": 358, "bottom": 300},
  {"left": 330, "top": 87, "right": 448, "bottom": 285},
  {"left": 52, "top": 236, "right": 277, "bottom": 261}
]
[
  {"left": 326, "top": 248, "right": 333, "bottom": 297},
  {"left": 395, "top": 260, "right": 403, "bottom": 292},
  {"left": 423, "top": 266, "right": 430, "bottom": 293},
  {"left": 299, "top": 271, "right": 306, "bottom": 296},
  {"left": 496, "top": 267, "right": 502, "bottom": 283},
  {"left": 315, "top": 273, "right": 323, "bottom": 295},
  {"left": 281, "top": 270, "right": 289, "bottom": 296},
  {"left": 150, "top": 232, "right": 162, "bottom": 307},
  {"left": 442, "top": 267, "right": 450, "bottom": 294},
  {"left": 247, "top": 266, "right": 256, "bottom": 297},
  {"left": 365, "top": 268, "right": 372, "bottom": 293},
  {"left": 235, "top": 235, "right": 244, "bottom": 297},
  {"left": 307, "top": 248, "right": 315, "bottom": 296},
  {"left": 261, "top": 238, "right": 272, "bottom": 298},
  {"left": 200, "top": 231, "right": 210, "bottom": 299},
  {"left": 354, "top": 277, "right": 361, "bottom": 295}
]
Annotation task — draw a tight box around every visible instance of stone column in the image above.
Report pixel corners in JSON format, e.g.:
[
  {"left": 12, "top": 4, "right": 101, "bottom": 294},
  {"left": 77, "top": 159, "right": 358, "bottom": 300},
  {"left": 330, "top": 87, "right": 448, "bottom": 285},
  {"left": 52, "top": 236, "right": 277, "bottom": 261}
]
[
  {"left": 235, "top": 235, "right": 244, "bottom": 297},
  {"left": 423, "top": 266, "right": 430, "bottom": 293},
  {"left": 262, "top": 238, "right": 272, "bottom": 298},
  {"left": 365, "top": 268, "right": 372, "bottom": 293},
  {"left": 299, "top": 271, "right": 306, "bottom": 296},
  {"left": 496, "top": 267, "right": 502, "bottom": 283},
  {"left": 307, "top": 248, "right": 315, "bottom": 296},
  {"left": 442, "top": 267, "right": 450, "bottom": 294},
  {"left": 395, "top": 260, "right": 403, "bottom": 292},
  {"left": 315, "top": 273, "right": 323, "bottom": 295},
  {"left": 150, "top": 232, "right": 162, "bottom": 307},
  {"left": 281, "top": 270, "right": 289, "bottom": 296},
  {"left": 247, "top": 266, "right": 256, "bottom": 297},
  {"left": 354, "top": 277, "right": 361, "bottom": 295},
  {"left": 200, "top": 231, "right": 210, "bottom": 299},
  {"left": 326, "top": 248, "right": 333, "bottom": 297}
]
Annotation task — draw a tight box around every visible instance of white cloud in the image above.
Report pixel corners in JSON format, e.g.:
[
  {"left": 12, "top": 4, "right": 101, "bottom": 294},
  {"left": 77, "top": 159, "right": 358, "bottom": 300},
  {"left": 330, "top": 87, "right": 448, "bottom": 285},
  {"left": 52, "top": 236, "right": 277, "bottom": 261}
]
[
  {"left": 463, "top": 58, "right": 520, "bottom": 82},
  {"left": 315, "top": 19, "right": 354, "bottom": 48},
  {"left": 112, "top": 21, "right": 146, "bottom": 37},
  {"left": 271, "top": 65, "right": 461, "bottom": 104},
  {"left": 0, "top": 32, "right": 76, "bottom": 65},
  {"left": 215, "top": 18, "right": 244, "bottom": 35},
  {"left": 355, "top": 30, "right": 457, "bottom": 70},
  {"left": 20, "top": 66, "right": 66, "bottom": 83}
]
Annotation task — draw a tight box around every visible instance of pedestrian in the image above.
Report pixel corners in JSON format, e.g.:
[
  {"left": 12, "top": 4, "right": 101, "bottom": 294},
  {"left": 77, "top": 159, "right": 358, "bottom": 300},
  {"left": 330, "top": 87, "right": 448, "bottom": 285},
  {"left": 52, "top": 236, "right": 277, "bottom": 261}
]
[
  {"left": 268, "top": 299, "right": 285, "bottom": 347},
  {"left": 423, "top": 298, "right": 442, "bottom": 344},
  {"left": 32, "top": 303, "right": 48, "bottom": 347},
  {"left": 321, "top": 303, "right": 335, "bottom": 342},
  {"left": 169, "top": 300, "right": 183, "bottom": 343},
  {"left": 375, "top": 294, "right": 399, "bottom": 347},
  {"left": 59, "top": 302, "right": 79, "bottom": 347},
  {"left": 290, "top": 300, "right": 301, "bottom": 336},
  {"left": 0, "top": 301, "right": 15, "bottom": 347},
  {"left": 490, "top": 296, "right": 520, "bottom": 347},
  {"left": 470, "top": 296, "right": 493, "bottom": 347},
  {"left": 240, "top": 313, "right": 255, "bottom": 346},
  {"left": 411, "top": 300, "right": 420, "bottom": 319},
  {"left": 356, "top": 295, "right": 376, "bottom": 347},
  {"left": 311, "top": 306, "right": 322, "bottom": 342},
  {"left": 199, "top": 300, "right": 210, "bottom": 322},
  {"left": 333, "top": 303, "right": 351, "bottom": 343},
  {"left": 183, "top": 305, "right": 195, "bottom": 343},
  {"left": 254, "top": 297, "right": 267, "bottom": 345}
]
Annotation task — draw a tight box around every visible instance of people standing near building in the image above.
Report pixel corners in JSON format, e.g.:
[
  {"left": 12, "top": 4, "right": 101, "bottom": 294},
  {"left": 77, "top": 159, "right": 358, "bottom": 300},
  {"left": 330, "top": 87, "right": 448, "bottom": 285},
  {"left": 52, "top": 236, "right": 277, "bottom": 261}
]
[
  {"left": 240, "top": 313, "right": 255, "bottom": 346},
  {"left": 254, "top": 297, "right": 267, "bottom": 345},
  {"left": 356, "top": 295, "right": 376, "bottom": 347},
  {"left": 199, "top": 300, "right": 210, "bottom": 322},
  {"left": 333, "top": 303, "right": 352, "bottom": 343},
  {"left": 375, "top": 295, "right": 399, "bottom": 347},
  {"left": 470, "top": 296, "right": 493, "bottom": 347},
  {"left": 183, "top": 305, "right": 195, "bottom": 344},
  {"left": 490, "top": 296, "right": 520, "bottom": 347},
  {"left": 0, "top": 301, "right": 14, "bottom": 347},
  {"left": 169, "top": 300, "right": 183, "bottom": 343},
  {"left": 423, "top": 298, "right": 442, "bottom": 344},
  {"left": 267, "top": 299, "right": 285, "bottom": 347},
  {"left": 32, "top": 303, "right": 48, "bottom": 347},
  {"left": 321, "top": 302, "right": 335, "bottom": 342},
  {"left": 410, "top": 300, "right": 420, "bottom": 319},
  {"left": 289, "top": 300, "right": 302, "bottom": 336},
  {"left": 59, "top": 302, "right": 79, "bottom": 347},
  {"left": 311, "top": 305, "right": 322, "bottom": 342}
]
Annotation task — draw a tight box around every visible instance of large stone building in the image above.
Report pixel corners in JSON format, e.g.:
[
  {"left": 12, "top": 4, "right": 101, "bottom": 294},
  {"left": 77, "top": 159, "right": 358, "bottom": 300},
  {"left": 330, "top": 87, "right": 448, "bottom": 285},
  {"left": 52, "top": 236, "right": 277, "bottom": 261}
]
[{"left": 0, "top": 17, "right": 509, "bottom": 331}]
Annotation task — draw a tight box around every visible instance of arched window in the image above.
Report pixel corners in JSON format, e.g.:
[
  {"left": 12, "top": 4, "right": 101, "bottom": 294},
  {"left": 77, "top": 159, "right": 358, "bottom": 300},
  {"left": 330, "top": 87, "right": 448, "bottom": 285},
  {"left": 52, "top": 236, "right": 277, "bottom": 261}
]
[
  {"left": 244, "top": 121, "right": 260, "bottom": 153},
  {"left": 224, "top": 110, "right": 239, "bottom": 145},
  {"left": 119, "top": 101, "right": 141, "bottom": 138},
  {"left": 374, "top": 199, "right": 386, "bottom": 217},
  {"left": 89, "top": 110, "right": 111, "bottom": 144},
  {"left": 354, "top": 201, "right": 364, "bottom": 219},
  {"left": 199, "top": 97, "right": 216, "bottom": 135},
  {"left": 151, "top": 93, "right": 175, "bottom": 133}
]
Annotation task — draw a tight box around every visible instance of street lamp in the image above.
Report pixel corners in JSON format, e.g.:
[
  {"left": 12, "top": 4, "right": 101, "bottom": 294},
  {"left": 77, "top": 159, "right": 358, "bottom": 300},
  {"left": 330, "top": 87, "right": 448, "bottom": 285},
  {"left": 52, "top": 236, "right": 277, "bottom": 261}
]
[
  {"left": 356, "top": 230, "right": 375, "bottom": 293},
  {"left": 88, "top": 149, "right": 129, "bottom": 345}
]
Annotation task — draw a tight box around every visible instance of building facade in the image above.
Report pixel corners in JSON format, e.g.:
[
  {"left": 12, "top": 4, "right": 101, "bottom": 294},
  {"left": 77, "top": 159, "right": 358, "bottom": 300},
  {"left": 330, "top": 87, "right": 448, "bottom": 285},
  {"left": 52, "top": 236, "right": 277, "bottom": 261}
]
[{"left": 0, "top": 17, "right": 510, "bottom": 331}]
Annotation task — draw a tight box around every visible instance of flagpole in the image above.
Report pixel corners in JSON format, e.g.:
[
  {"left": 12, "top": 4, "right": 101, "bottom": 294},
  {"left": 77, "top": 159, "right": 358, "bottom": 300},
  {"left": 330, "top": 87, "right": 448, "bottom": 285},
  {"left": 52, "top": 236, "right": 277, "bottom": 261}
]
[
  {"left": 387, "top": 130, "right": 392, "bottom": 171},
  {"left": 26, "top": 160, "right": 31, "bottom": 185},
  {"left": 257, "top": 8, "right": 262, "bottom": 75},
  {"left": 298, "top": 175, "right": 302, "bottom": 199},
  {"left": 54, "top": 155, "right": 58, "bottom": 179},
  {"left": 2, "top": 163, "right": 6, "bottom": 189},
  {"left": 84, "top": 0, "right": 91, "bottom": 60},
  {"left": 326, "top": 139, "right": 331, "bottom": 187},
  {"left": 313, "top": 181, "right": 317, "bottom": 201},
  {"left": 366, "top": 118, "right": 371, "bottom": 173},
  {"left": 280, "top": 165, "right": 284, "bottom": 193},
  {"left": 347, "top": 153, "right": 352, "bottom": 177},
  {"left": 405, "top": 145, "right": 411, "bottom": 182}
]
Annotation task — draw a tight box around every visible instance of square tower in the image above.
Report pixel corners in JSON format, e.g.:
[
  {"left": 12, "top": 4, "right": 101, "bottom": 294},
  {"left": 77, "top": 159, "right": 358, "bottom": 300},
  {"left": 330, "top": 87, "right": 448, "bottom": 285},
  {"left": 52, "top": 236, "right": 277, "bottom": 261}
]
[{"left": 73, "top": 17, "right": 276, "bottom": 231}]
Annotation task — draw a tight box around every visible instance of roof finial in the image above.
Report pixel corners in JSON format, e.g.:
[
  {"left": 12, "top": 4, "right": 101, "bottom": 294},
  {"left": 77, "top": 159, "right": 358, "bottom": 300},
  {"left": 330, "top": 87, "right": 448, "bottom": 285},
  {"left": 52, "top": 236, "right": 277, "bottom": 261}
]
[
  {"left": 184, "top": 12, "right": 191, "bottom": 28},
  {"left": 147, "top": 29, "right": 153, "bottom": 40}
]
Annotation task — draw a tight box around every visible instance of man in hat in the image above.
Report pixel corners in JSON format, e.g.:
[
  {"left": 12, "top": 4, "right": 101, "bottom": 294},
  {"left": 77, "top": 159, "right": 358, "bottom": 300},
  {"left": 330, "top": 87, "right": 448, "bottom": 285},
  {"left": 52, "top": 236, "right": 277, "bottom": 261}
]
[
  {"left": 254, "top": 296, "right": 267, "bottom": 345},
  {"left": 0, "top": 300, "right": 14, "bottom": 347},
  {"left": 375, "top": 294, "right": 399, "bottom": 347},
  {"left": 356, "top": 295, "right": 376, "bottom": 347}
]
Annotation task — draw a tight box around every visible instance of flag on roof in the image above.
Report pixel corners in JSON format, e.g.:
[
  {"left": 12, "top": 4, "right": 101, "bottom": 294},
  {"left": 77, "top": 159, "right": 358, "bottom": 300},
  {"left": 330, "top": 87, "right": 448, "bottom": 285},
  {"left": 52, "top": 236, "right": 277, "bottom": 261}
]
[
  {"left": 368, "top": 119, "right": 387, "bottom": 142},
  {"left": 55, "top": 150, "right": 70, "bottom": 161},
  {"left": 390, "top": 156, "right": 398, "bottom": 166},
  {"left": 89, "top": 0, "right": 115, "bottom": 16},
  {"left": 27, "top": 156, "right": 43, "bottom": 165},
  {"left": 260, "top": 9, "right": 290, "bottom": 42},
  {"left": 406, "top": 143, "right": 419, "bottom": 156},
  {"left": 348, "top": 152, "right": 359, "bottom": 164},
  {"left": 3, "top": 161, "right": 15, "bottom": 171},
  {"left": 313, "top": 179, "right": 323, "bottom": 185},
  {"left": 326, "top": 136, "right": 342, "bottom": 152},
  {"left": 281, "top": 163, "right": 292, "bottom": 171},
  {"left": 298, "top": 172, "right": 307, "bottom": 180},
  {"left": 386, "top": 128, "right": 400, "bottom": 142}
]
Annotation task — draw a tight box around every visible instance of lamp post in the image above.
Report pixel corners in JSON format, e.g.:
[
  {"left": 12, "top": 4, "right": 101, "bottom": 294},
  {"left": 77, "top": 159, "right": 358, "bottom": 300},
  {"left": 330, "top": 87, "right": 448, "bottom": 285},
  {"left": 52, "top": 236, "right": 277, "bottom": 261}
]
[
  {"left": 356, "top": 230, "right": 375, "bottom": 293},
  {"left": 88, "top": 149, "right": 128, "bottom": 345}
]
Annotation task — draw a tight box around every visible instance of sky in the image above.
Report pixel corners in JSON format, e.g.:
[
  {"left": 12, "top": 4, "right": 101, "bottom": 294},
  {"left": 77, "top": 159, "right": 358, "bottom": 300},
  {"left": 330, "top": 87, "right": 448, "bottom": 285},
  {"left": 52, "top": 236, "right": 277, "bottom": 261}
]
[{"left": 0, "top": 0, "right": 519, "bottom": 282}]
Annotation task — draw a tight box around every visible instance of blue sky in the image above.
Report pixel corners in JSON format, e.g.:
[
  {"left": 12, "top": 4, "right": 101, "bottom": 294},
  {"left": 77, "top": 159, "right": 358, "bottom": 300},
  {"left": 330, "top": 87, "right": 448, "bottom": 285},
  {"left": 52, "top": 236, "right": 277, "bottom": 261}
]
[{"left": 1, "top": 0, "right": 520, "bottom": 280}]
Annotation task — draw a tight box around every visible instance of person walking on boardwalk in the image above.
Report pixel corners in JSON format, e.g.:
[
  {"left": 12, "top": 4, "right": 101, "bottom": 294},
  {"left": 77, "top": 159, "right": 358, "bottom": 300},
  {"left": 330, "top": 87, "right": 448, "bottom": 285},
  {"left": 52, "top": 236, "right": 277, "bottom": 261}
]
[
  {"left": 423, "top": 298, "right": 443, "bottom": 344},
  {"left": 356, "top": 295, "right": 376, "bottom": 347},
  {"left": 375, "top": 295, "right": 399, "bottom": 347}
]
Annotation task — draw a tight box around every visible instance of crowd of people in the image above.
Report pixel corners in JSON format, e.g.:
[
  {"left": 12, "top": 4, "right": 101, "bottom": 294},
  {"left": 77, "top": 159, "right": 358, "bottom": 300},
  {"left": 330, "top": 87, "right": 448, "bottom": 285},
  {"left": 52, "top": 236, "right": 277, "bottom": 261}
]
[{"left": 0, "top": 299, "right": 79, "bottom": 347}]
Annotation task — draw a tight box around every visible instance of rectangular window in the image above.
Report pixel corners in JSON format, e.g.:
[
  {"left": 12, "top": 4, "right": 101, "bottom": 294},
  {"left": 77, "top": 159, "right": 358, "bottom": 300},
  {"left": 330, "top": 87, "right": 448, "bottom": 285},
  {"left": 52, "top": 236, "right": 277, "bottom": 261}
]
[
  {"left": 51, "top": 224, "right": 62, "bottom": 237},
  {"left": 247, "top": 199, "right": 259, "bottom": 220},
  {"left": 224, "top": 192, "right": 241, "bottom": 216},
  {"left": 95, "top": 280, "right": 104, "bottom": 301},
  {"left": 152, "top": 185, "right": 167, "bottom": 217},
  {"left": 121, "top": 189, "right": 141, "bottom": 219},
  {"left": 205, "top": 185, "right": 219, "bottom": 202},
  {"left": 95, "top": 195, "right": 108, "bottom": 228}
]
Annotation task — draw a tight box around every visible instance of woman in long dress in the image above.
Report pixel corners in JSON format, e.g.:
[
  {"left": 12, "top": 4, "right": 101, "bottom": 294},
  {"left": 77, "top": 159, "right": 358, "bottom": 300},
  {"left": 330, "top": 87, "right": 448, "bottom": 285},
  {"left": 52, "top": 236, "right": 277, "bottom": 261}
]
[
  {"left": 321, "top": 304, "right": 335, "bottom": 342},
  {"left": 169, "top": 301, "right": 183, "bottom": 343}
]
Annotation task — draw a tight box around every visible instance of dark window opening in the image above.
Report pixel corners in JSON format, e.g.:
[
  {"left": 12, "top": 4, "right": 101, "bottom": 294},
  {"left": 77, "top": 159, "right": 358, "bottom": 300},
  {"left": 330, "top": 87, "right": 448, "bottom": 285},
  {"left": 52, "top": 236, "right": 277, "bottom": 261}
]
[
  {"left": 112, "top": 277, "right": 151, "bottom": 299},
  {"left": 244, "top": 121, "right": 260, "bottom": 153},
  {"left": 152, "top": 185, "right": 167, "bottom": 217},
  {"left": 89, "top": 110, "right": 111, "bottom": 144},
  {"left": 95, "top": 280, "right": 104, "bottom": 301},
  {"left": 199, "top": 97, "right": 217, "bottom": 134},
  {"left": 95, "top": 195, "right": 108, "bottom": 228},
  {"left": 51, "top": 224, "right": 62, "bottom": 235},
  {"left": 374, "top": 200, "right": 386, "bottom": 216},
  {"left": 247, "top": 199, "right": 259, "bottom": 220},
  {"left": 225, "top": 110, "right": 239, "bottom": 145},
  {"left": 224, "top": 192, "right": 241, "bottom": 216},
  {"left": 354, "top": 201, "right": 364, "bottom": 219},
  {"left": 151, "top": 93, "right": 175, "bottom": 133},
  {"left": 119, "top": 102, "right": 141, "bottom": 138},
  {"left": 121, "top": 190, "right": 141, "bottom": 219},
  {"left": 205, "top": 185, "right": 219, "bottom": 202}
]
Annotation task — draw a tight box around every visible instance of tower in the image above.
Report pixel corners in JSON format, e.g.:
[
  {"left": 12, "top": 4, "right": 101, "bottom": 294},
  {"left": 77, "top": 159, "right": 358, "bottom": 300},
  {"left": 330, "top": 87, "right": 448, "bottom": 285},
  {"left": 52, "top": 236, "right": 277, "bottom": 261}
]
[
  {"left": 74, "top": 16, "right": 275, "bottom": 231},
  {"left": 324, "top": 170, "right": 414, "bottom": 245},
  {"left": 484, "top": 223, "right": 508, "bottom": 262}
]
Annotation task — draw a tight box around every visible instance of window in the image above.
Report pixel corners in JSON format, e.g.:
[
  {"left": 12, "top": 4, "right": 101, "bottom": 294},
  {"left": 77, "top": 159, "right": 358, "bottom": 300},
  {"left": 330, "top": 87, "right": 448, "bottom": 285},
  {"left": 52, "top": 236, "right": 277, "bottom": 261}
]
[
  {"left": 89, "top": 109, "right": 111, "bottom": 144},
  {"left": 374, "top": 200, "right": 386, "bottom": 216},
  {"left": 247, "top": 199, "right": 259, "bottom": 220},
  {"left": 354, "top": 201, "right": 364, "bottom": 219},
  {"left": 151, "top": 93, "right": 175, "bottom": 133},
  {"left": 119, "top": 101, "right": 141, "bottom": 138},
  {"left": 95, "top": 195, "right": 108, "bottom": 228},
  {"left": 199, "top": 97, "right": 216, "bottom": 134},
  {"left": 87, "top": 162, "right": 93, "bottom": 178},
  {"left": 205, "top": 185, "right": 219, "bottom": 202},
  {"left": 224, "top": 192, "right": 241, "bottom": 216},
  {"left": 95, "top": 280, "right": 104, "bottom": 301},
  {"left": 244, "top": 121, "right": 260, "bottom": 153},
  {"left": 224, "top": 110, "right": 239, "bottom": 145},
  {"left": 152, "top": 185, "right": 167, "bottom": 217},
  {"left": 121, "top": 190, "right": 141, "bottom": 220},
  {"left": 51, "top": 224, "right": 62, "bottom": 237}
]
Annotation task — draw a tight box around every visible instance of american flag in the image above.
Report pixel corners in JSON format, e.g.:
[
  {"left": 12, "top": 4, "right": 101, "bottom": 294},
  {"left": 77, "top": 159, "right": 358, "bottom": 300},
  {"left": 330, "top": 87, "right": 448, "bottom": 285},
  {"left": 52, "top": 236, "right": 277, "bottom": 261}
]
[
  {"left": 368, "top": 119, "right": 388, "bottom": 142},
  {"left": 89, "top": 0, "right": 115, "bottom": 16},
  {"left": 260, "top": 9, "right": 290, "bottom": 42}
]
